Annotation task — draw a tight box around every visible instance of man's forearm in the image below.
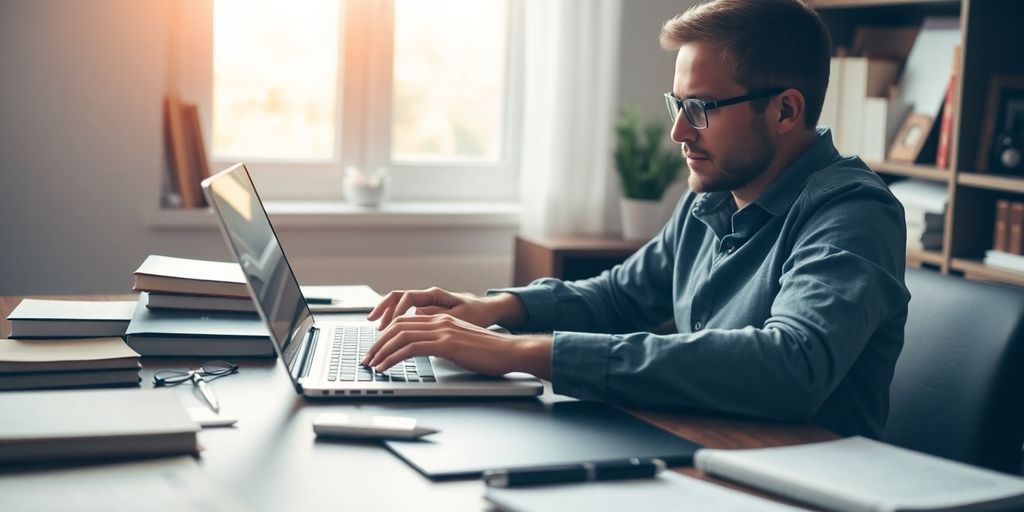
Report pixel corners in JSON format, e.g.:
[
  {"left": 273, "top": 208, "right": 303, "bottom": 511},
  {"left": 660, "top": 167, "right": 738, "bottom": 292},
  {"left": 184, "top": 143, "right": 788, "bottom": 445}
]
[
  {"left": 512, "top": 334, "right": 552, "bottom": 381},
  {"left": 487, "top": 292, "right": 528, "bottom": 329}
]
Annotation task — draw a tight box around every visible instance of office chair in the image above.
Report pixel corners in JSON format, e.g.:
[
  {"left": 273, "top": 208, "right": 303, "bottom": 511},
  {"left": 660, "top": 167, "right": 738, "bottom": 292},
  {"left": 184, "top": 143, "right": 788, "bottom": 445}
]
[{"left": 882, "top": 267, "right": 1024, "bottom": 473}]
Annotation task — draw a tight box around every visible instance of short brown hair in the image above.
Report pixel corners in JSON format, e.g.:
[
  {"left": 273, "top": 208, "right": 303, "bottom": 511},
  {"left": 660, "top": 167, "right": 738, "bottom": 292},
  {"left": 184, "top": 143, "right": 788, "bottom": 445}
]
[{"left": 660, "top": 0, "right": 831, "bottom": 129}]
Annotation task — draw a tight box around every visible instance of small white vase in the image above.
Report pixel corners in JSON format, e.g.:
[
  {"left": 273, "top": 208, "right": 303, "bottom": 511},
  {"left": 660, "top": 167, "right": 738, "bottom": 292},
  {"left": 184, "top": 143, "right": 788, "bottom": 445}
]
[{"left": 620, "top": 198, "right": 662, "bottom": 240}]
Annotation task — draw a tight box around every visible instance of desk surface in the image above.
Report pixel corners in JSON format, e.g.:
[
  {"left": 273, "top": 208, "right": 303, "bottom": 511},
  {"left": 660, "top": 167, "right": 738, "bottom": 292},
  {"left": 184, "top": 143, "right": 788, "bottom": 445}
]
[{"left": 0, "top": 295, "right": 836, "bottom": 511}]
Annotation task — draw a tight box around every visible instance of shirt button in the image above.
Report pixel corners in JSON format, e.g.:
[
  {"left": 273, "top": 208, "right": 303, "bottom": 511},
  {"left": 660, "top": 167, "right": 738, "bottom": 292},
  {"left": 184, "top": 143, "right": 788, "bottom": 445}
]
[
  {"left": 726, "top": 244, "right": 736, "bottom": 254},
  {"left": 692, "top": 321, "right": 703, "bottom": 331}
]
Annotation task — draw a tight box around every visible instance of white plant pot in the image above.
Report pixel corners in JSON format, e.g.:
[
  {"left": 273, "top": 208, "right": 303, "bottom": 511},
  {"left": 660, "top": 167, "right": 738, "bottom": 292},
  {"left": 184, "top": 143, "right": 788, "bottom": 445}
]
[{"left": 620, "top": 198, "right": 662, "bottom": 240}]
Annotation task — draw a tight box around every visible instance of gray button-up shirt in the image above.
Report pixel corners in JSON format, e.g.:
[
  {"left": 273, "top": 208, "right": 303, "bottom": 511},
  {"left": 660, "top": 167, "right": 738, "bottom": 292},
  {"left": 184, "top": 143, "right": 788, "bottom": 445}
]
[{"left": 493, "top": 129, "right": 910, "bottom": 437}]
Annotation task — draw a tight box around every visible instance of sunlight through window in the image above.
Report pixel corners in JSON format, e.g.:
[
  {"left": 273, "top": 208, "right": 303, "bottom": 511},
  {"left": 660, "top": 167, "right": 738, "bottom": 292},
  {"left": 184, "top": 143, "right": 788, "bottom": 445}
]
[
  {"left": 392, "top": 0, "right": 509, "bottom": 162},
  {"left": 213, "top": 0, "right": 341, "bottom": 160}
]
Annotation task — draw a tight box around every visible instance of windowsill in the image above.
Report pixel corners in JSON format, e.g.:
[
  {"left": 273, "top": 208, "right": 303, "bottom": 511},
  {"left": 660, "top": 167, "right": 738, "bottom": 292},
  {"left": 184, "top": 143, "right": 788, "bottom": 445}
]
[{"left": 148, "top": 201, "right": 522, "bottom": 230}]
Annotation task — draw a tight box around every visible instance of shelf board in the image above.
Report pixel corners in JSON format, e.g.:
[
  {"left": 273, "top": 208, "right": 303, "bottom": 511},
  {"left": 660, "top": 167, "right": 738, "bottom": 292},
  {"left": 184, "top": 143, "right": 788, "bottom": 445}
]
[
  {"left": 956, "top": 173, "right": 1024, "bottom": 194},
  {"left": 808, "top": 0, "right": 958, "bottom": 8},
  {"left": 907, "top": 249, "right": 944, "bottom": 267},
  {"left": 865, "top": 161, "right": 950, "bottom": 182},
  {"left": 951, "top": 258, "right": 1024, "bottom": 288}
]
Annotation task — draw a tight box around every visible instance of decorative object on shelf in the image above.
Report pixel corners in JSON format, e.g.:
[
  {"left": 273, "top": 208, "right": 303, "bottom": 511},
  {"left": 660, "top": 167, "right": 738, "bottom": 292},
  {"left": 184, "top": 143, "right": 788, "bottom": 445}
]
[
  {"left": 343, "top": 166, "right": 391, "bottom": 207},
  {"left": 887, "top": 113, "right": 933, "bottom": 164},
  {"left": 976, "top": 75, "right": 1024, "bottom": 174},
  {"left": 613, "top": 107, "right": 685, "bottom": 240}
]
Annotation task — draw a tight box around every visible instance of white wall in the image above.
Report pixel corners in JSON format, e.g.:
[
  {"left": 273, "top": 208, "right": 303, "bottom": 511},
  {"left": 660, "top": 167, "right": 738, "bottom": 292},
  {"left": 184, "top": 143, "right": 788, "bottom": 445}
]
[{"left": 0, "top": 0, "right": 693, "bottom": 296}]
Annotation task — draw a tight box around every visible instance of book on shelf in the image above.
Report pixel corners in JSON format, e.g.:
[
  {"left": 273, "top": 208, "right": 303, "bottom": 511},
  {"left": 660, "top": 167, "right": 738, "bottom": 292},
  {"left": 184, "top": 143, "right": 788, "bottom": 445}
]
[
  {"left": 0, "top": 337, "right": 141, "bottom": 390},
  {"left": 836, "top": 57, "right": 901, "bottom": 157},
  {"left": 6, "top": 299, "right": 138, "bottom": 338},
  {"left": 0, "top": 388, "right": 199, "bottom": 464},
  {"left": 0, "top": 456, "right": 249, "bottom": 512},
  {"left": 694, "top": 436, "right": 1024, "bottom": 512},
  {"left": 994, "top": 200, "right": 1011, "bottom": 253},
  {"left": 935, "top": 45, "right": 962, "bottom": 170},
  {"left": 1009, "top": 202, "right": 1024, "bottom": 255},
  {"left": 133, "top": 254, "right": 250, "bottom": 298},
  {"left": 163, "top": 95, "right": 209, "bottom": 209},
  {"left": 896, "top": 17, "right": 961, "bottom": 165},
  {"left": 125, "top": 293, "right": 274, "bottom": 357},
  {"left": 889, "top": 179, "right": 947, "bottom": 251},
  {"left": 984, "top": 250, "right": 1024, "bottom": 274}
]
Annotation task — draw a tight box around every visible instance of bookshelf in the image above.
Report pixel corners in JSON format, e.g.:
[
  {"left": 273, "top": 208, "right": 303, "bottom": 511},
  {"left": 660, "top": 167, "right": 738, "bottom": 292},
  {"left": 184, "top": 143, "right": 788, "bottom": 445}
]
[{"left": 809, "top": 0, "right": 1024, "bottom": 287}]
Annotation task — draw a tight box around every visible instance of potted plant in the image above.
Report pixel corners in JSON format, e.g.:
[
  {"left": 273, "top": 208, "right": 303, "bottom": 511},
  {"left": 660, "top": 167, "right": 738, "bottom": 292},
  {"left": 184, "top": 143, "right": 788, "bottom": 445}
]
[{"left": 614, "top": 107, "right": 686, "bottom": 239}]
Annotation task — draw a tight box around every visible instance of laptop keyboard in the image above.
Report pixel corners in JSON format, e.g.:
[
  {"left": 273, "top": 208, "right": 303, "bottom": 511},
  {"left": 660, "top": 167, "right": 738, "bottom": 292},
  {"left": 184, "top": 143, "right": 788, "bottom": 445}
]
[{"left": 327, "top": 325, "right": 436, "bottom": 383}]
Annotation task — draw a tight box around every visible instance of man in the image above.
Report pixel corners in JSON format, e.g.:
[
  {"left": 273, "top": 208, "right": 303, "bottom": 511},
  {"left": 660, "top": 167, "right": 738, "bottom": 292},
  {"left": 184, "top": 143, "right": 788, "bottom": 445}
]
[{"left": 363, "top": 0, "right": 909, "bottom": 438}]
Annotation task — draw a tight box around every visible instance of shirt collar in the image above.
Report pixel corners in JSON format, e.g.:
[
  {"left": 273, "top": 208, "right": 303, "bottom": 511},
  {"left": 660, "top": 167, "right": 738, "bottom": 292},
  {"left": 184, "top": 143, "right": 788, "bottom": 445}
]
[
  {"left": 691, "top": 128, "right": 840, "bottom": 235},
  {"left": 751, "top": 127, "right": 840, "bottom": 216}
]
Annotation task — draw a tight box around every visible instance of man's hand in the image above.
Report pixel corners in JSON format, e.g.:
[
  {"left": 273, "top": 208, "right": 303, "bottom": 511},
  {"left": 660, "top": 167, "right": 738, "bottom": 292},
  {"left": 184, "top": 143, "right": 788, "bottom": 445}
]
[
  {"left": 361, "top": 314, "right": 552, "bottom": 379},
  {"left": 367, "top": 287, "right": 526, "bottom": 331}
]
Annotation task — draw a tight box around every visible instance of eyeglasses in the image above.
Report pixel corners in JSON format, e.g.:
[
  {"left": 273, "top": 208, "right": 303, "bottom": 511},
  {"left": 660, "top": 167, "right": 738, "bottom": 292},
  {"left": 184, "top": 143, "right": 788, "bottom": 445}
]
[
  {"left": 664, "top": 88, "right": 787, "bottom": 130},
  {"left": 153, "top": 360, "right": 239, "bottom": 413},
  {"left": 153, "top": 360, "right": 240, "bottom": 387}
]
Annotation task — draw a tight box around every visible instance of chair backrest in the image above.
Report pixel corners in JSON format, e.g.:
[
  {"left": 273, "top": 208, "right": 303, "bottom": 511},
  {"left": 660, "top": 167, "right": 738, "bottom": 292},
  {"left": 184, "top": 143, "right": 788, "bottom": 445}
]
[{"left": 882, "top": 268, "right": 1024, "bottom": 473}]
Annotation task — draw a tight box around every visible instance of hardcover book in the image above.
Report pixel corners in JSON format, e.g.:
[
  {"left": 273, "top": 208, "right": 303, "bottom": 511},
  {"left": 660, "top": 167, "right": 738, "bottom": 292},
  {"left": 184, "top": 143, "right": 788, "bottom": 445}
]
[
  {"left": 133, "top": 254, "right": 250, "bottom": 298},
  {"left": 0, "top": 388, "right": 199, "bottom": 463},
  {"left": 124, "top": 293, "right": 274, "bottom": 357},
  {"left": 7, "top": 299, "right": 137, "bottom": 338}
]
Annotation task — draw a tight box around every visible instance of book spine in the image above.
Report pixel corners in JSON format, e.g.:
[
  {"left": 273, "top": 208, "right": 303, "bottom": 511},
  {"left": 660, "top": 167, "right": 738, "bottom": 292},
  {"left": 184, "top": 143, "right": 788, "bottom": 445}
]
[
  {"left": 935, "top": 77, "right": 954, "bottom": 169},
  {"left": 995, "top": 200, "right": 1010, "bottom": 252},
  {"left": 183, "top": 103, "right": 211, "bottom": 207},
  {"left": 1009, "top": 202, "right": 1024, "bottom": 256},
  {"left": 935, "top": 46, "right": 960, "bottom": 170},
  {"left": 164, "top": 95, "right": 202, "bottom": 209}
]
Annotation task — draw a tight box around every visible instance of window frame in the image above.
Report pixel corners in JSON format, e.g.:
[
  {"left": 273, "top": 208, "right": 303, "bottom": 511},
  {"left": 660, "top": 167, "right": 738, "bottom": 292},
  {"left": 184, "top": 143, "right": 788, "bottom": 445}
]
[{"left": 173, "top": 0, "right": 523, "bottom": 202}]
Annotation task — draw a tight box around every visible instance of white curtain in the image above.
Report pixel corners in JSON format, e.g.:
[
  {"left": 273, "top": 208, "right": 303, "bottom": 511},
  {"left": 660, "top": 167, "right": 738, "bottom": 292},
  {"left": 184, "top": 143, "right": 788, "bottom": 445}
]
[{"left": 518, "top": 0, "right": 623, "bottom": 237}]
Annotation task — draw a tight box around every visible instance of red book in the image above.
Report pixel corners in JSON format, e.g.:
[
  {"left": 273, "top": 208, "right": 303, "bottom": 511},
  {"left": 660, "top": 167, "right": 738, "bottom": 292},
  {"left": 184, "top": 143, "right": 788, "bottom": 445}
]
[
  {"left": 935, "top": 46, "right": 960, "bottom": 170},
  {"left": 994, "top": 200, "right": 1011, "bottom": 252}
]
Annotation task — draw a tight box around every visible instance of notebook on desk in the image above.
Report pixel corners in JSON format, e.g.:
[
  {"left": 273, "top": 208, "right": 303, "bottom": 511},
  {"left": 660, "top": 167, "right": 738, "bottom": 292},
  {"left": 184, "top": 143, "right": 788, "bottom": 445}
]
[{"left": 201, "top": 163, "right": 542, "bottom": 398}]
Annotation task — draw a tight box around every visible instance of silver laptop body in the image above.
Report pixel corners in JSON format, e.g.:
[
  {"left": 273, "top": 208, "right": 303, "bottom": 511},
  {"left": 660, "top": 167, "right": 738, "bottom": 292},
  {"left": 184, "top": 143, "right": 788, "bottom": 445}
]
[{"left": 202, "top": 163, "right": 542, "bottom": 398}]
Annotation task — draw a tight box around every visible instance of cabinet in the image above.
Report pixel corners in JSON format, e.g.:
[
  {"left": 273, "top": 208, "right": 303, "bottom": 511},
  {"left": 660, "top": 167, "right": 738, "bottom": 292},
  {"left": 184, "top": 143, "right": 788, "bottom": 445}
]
[
  {"left": 513, "top": 235, "right": 646, "bottom": 287},
  {"left": 809, "top": 0, "right": 1024, "bottom": 287}
]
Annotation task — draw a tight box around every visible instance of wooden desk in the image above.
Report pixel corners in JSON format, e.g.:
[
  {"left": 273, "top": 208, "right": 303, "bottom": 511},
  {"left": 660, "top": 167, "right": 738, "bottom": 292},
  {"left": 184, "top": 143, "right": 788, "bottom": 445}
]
[{"left": 0, "top": 295, "right": 836, "bottom": 510}]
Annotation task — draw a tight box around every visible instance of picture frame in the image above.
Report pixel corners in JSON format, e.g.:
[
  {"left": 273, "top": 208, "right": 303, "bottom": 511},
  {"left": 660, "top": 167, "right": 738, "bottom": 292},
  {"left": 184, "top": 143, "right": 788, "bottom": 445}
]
[
  {"left": 887, "top": 113, "right": 934, "bottom": 163},
  {"left": 975, "top": 74, "right": 1024, "bottom": 172}
]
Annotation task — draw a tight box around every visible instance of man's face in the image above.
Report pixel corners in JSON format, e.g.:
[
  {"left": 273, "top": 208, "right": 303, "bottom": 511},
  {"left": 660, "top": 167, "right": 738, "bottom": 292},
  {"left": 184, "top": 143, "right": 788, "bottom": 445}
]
[{"left": 671, "top": 43, "right": 776, "bottom": 193}]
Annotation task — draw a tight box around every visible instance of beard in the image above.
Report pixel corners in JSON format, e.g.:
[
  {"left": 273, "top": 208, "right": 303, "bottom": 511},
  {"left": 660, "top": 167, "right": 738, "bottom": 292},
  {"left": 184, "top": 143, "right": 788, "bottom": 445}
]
[{"left": 686, "top": 117, "right": 776, "bottom": 193}]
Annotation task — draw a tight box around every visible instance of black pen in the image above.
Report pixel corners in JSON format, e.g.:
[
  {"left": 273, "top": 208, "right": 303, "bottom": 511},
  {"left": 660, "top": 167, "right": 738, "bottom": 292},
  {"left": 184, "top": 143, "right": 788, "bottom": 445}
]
[
  {"left": 304, "top": 296, "right": 334, "bottom": 304},
  {"left": 482, "top": 458, "right": 666, "bottom": 488}
]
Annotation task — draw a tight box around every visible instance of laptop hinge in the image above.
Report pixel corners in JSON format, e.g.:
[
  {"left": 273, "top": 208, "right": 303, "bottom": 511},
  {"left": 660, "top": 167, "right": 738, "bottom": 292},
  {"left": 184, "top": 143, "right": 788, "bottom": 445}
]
[{"left": 292, "top": 325, "right": 319, "bottom": 383}]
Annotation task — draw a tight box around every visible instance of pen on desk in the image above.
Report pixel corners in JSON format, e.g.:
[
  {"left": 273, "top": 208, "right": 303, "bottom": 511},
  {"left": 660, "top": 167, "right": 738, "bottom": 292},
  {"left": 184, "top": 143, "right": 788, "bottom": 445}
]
[
  {"left": 482, "top": 458, "right": 666, "bottom": 488},
  {"left": 304, "top": 296, "right": 335, "bottom": 304},
  {"left": 191, "top": 372, "right": 220, "bottom": 413}
]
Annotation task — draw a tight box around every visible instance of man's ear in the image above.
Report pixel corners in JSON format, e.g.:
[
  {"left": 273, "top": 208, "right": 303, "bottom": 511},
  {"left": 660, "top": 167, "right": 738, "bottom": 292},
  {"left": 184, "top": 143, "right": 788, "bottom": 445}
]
[{"left": 774, "top": 88, "right": 805, "bottom": 134}]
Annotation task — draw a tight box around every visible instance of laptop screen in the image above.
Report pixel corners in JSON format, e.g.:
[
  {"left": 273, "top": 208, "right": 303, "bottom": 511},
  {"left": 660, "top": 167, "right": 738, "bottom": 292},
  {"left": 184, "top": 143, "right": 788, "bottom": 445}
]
[{"left": 203, "top": 163, "right": 313, "bottom": 373}]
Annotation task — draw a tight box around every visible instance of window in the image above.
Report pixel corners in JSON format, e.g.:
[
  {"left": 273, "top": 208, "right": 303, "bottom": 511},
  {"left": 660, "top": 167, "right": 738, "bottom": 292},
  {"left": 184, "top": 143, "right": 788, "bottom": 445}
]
[{"left": 175, "top": 0, "right": 523, "bottom": 201}]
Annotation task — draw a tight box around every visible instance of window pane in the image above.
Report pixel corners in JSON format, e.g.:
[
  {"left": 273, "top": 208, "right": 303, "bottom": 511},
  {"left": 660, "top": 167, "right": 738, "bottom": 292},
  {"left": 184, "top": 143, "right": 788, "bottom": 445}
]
[
  {"left": 213, "top": 0, "right": 340, "bottom": 160},
  {"left": 392, "top": 0, "right": 508, "bottom": 162}
]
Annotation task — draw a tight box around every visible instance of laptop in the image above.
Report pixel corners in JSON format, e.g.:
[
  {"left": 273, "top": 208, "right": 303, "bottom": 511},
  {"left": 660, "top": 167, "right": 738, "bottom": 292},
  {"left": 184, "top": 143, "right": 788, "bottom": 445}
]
[{"left": 201, "top": 163, "right": 543, "bottom": 398}]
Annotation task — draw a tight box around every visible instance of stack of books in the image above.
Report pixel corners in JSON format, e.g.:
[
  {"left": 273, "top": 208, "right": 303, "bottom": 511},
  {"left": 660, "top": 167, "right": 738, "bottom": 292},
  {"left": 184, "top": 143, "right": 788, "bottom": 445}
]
[
  {"left": 133, "top": 254, "right": 383, "bottom": 314},
  {"left": 133, "top": 254, "right": 257, "bottom": 313},
  {"left": 986, "top": 200, "right": 1024, "bottom": 273},
  {"left": 889, "top": 179, "right": 947, "bottom": 251},
  {"left": 2, "top": 299, "right": 142, "bottom": 390}
]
